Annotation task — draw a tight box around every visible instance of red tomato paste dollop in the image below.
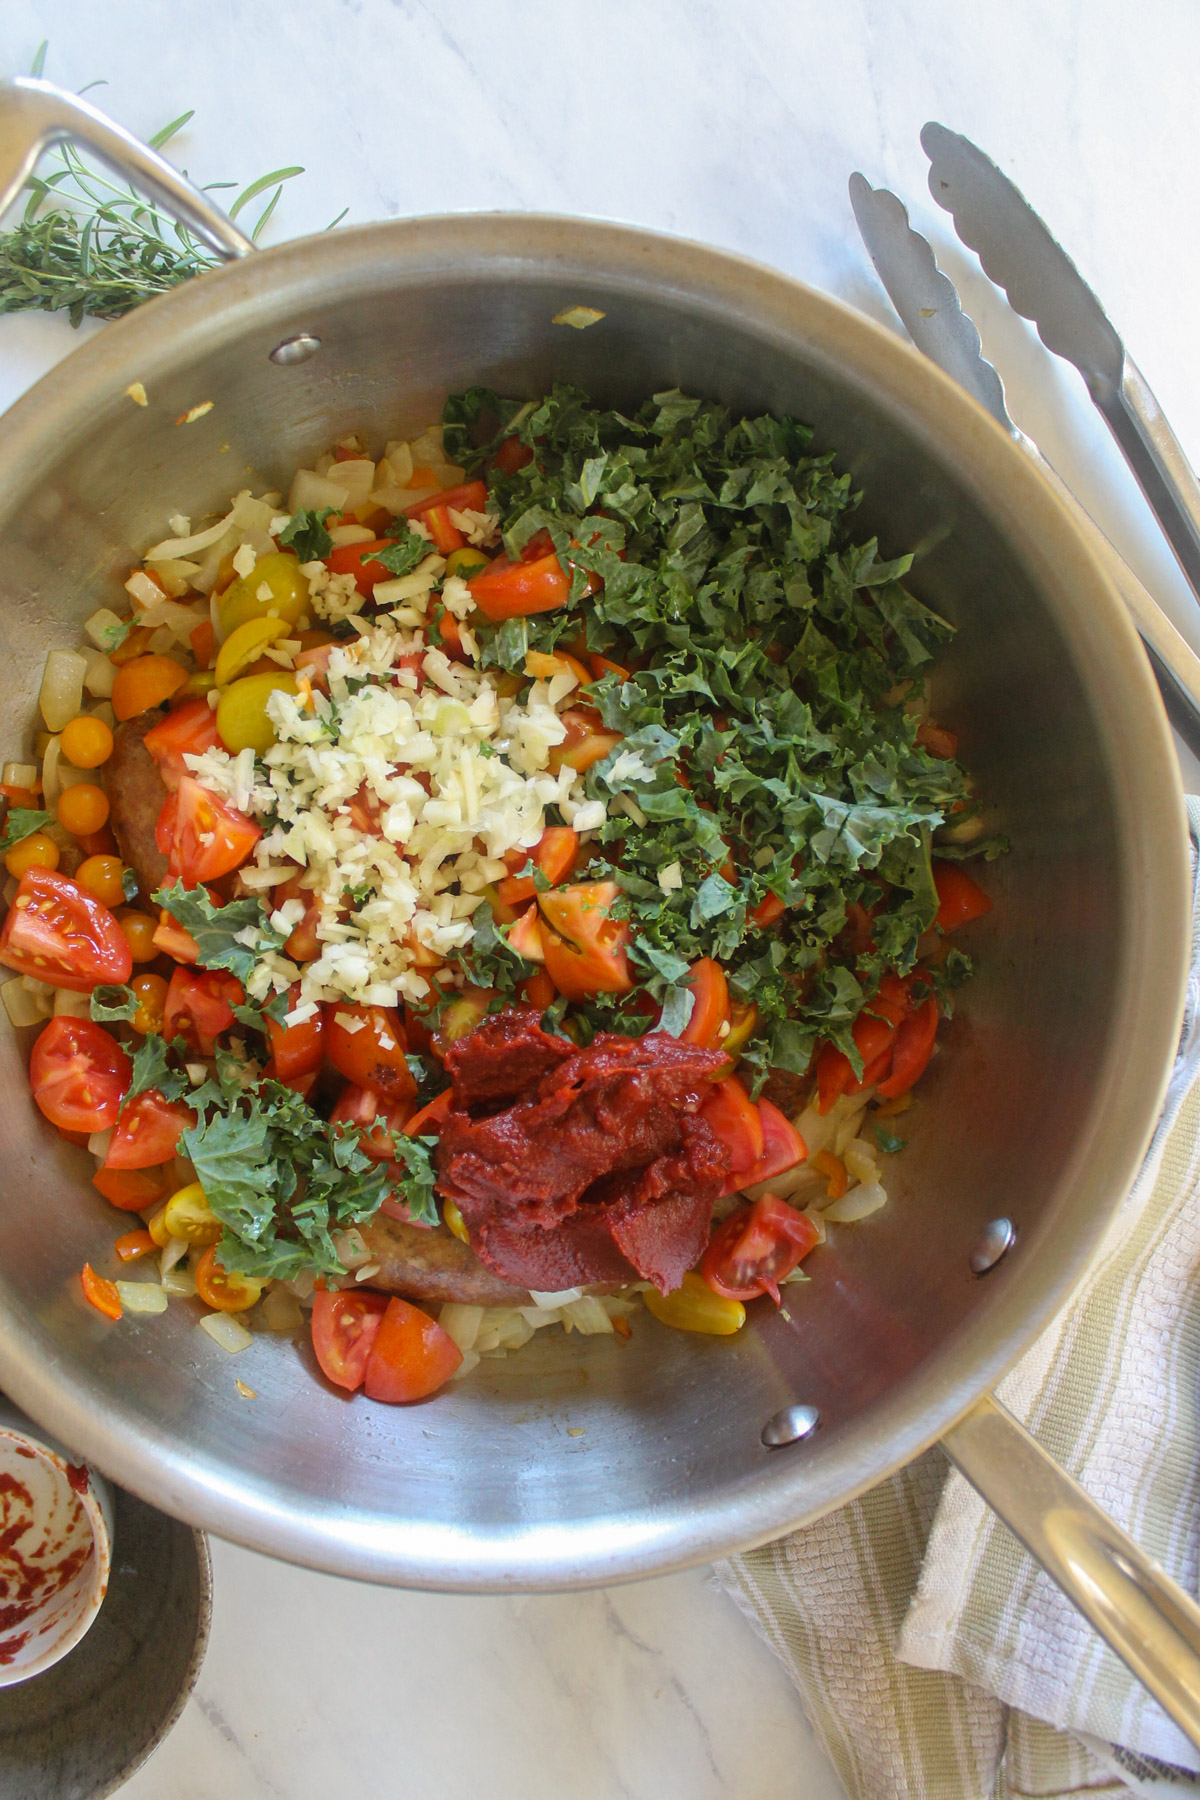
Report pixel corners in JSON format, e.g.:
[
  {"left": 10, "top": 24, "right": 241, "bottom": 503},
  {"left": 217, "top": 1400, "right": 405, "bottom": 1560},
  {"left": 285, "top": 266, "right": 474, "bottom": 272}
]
[{"left": 437, "top": 1008, "right": 731, "bottom": 1293}]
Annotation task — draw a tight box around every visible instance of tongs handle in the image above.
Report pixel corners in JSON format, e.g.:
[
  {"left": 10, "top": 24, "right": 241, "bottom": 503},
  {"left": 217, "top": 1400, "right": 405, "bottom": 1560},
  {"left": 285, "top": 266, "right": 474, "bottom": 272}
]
[
  {"left": 1102, "top": 357, "right": 1200, "bottom": 612},
  {"left": 0, "top": 77, "right": 253, "bottom": 262}
]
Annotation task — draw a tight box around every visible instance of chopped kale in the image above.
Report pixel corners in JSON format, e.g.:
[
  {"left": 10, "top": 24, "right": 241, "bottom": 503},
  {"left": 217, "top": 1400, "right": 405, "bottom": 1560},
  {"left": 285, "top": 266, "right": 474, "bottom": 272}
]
[{"left": 277, "top": 506, "right": 333, "bottom": 562}]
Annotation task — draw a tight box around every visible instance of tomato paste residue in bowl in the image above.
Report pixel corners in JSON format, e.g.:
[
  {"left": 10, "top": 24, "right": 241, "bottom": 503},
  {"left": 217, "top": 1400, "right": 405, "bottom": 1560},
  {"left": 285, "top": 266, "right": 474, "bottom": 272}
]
[{"left": 0, "top": 1442, "right": 96, "bottom": 1669}]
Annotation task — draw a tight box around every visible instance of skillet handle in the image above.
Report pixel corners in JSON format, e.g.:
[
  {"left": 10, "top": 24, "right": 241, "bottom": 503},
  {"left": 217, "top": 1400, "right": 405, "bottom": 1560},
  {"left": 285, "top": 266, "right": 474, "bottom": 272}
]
[
  {"left": 942, "top": 1394, "right": 1200, "bottom": 1750},
  {"left": 0, "top": 78, "right": 254, "bottom": 261}
]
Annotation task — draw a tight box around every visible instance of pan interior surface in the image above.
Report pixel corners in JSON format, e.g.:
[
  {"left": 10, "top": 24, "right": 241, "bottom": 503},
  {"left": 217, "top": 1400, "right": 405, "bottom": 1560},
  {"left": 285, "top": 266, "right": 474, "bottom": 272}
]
[{"left": 0, "top": 218, "right": 1185, "bottom": 1588}]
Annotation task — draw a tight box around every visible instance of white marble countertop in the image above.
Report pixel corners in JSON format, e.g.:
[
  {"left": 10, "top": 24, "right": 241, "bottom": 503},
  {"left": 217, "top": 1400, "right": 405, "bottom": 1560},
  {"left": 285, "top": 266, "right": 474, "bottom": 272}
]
[{"left": 2, "top": 3, "right": 1198, "bottom": 1794}]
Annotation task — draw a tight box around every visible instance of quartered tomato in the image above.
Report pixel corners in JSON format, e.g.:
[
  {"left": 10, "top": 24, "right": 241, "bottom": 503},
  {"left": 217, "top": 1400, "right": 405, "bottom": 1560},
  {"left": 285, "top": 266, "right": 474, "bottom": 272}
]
[
  {"left": 538, "top": 881, "right": 632, "bottom": 1000},
  {"left": 932, "top": 863, "right": 993, "bottom": 933},
  {"left": 875, "top": 997, "right": 939, "bottom": 1100},
  {"left": 142, "top": 698, "right": 222, "bottom": 791},
  {"left": 330, "top": 1084, "right": 415, "bottom": 1160},
  {"left": 701, "top": 1194, "right": 820, "bottom": 1305},
  {"left": 0, "top": 868, "right": 132, "bottom": 991},
  {"left": 162, "top": 966, "right": 245, "bottom": 1056},
  {"left": 324, "top": 1004, "right": 416, "bottom": 1101},
  {"left": 681, "top": 958, "right": 731, "bottom": 1049},
  {"left": 732, "top": 1098, "right": 808, "bottom": 1193},
  {"left": 814, "top": 973, "right": 913, "bottom": 1114},
  {"left": 402, "top": 479, "right": 488, "bottom": 520},
  {"left": 156, "top": 777, "right": 261, "bottom": 886},
  {"left": 700, "top": 1076, "right": 764, "bottom": 1173},
  {"left": 362, "top": 1296, "right": 462, "bottom": 1403},
  {"left": 311, "top": 1288, "right": 389, "bottom": 1391},
  {"left": 265, "top": 990, "right": 324, "bottom": 1081},
  {"left": 467, "top": 550, "right": 571, "bottom": 621},
  {"left": 548, "top": 708, "right": 622, "bottom": 774},
  {"left": 496, "top": 825, "right": 580, "bottom": 905},
  {"left": 92, "top": 1162, "right": 172, "bottom": 1212},
  {"left": 29, "top": 1017, "right": 131, "bottom": 1133},
  {"left": 105, "top": 1090, "right": 197, "bottom": 1170}
]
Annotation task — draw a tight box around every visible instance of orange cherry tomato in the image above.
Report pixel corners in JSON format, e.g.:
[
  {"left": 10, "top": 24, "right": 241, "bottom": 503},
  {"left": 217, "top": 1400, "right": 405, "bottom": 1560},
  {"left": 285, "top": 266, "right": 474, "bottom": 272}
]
[
  {"left": 194, "top": 1245, "right": 262, "bottom": 1312},
  {"left": 324, "top": 1003, "right": 415, "bottom": 1102},
  {"left": 114, "top": 1228, "right": 157, "bottom": 1262},
  {"left": 117, "top": 910, "right": 159, "bottom": 963},
  {"left": 57, "top": 783, "right": 110, "bottom": 837},
  {"left": 311, "top": 1287, "right": 389, "bottom": 1391},
  {"left": 111, "top": 654, "right": 188, "bottom": 721},
  {"left": 130, "top": 971, "right": 168, "bottom": 1035},
  {"left": 76, "top": 854, "right": 126, "bottom": 908},
  {"left": 60, "top": 715, "right": 113, "bottom": 769},
  {"left": 362, "top": 1296, "right": 462, "bottom": 1403},
  {"left": 80, "top": 1263, "right": 122, "bottom": 1321}
]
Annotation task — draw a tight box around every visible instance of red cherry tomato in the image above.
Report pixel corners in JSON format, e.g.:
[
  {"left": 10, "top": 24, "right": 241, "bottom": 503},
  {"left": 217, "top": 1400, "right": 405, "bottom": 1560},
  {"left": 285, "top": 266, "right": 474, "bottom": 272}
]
[
  {"left": 265, "top": 989, "right": 324, "bottom": 1081},
  {"left": 680, "top": 958, "right": 731, "bottom": 1049},
  {"left": 158, "top": 777, "right": 261, "bottom": 886},
  {"left": 330, "top": 1084, "right": 415, "bottom": 1160},
  {"left": 0, "top": 868, "right": 132, "bottom": 991},
  {"left": 875, "top": 997, "right": 939, "bottom": 1100},
  {"left": 104, "top": 1090, "right": 197, "bottom": 1170},
  {"left": 814, "top": 973, "right": 913, "bottom": 1114},
  {"left": 701, "top": 1194, "right": 821, "bottom": 1304},
  {"left": 362, "top": 1296, "right": 463, "bottom": 1403},
  {"left": 326, "top": 539, "right": 402, "bottom": 596},
  {"left": 311, "top": 1287, "right": 390, "bottom": 1391},
  {"left": 490, "top": 438, "right": 533, "bottom": 476},
  {"left": 933, "top": 862, "right": 993, "bottom": 932},
  {"left": 162, "top": 966, "right": 244, "bottom": 1056},
  {"left": 727, "top": 1098, "right": 808, "bottom": 1195},
  {"left": 142, "top": 698, "right": 222, "bottom": 791},
  {"left": 537, "top": 882, "right": 632, "bottom": 1000},
  {"left": 700, "top": 1076, "right": 764, "bottom": 1173},
  {"left": 324, "top": 1004, "right": 415, "bottom": 1102},
  {"left": 402, "top": 480, "right": 488, "bottom": 520},
  {"left": 29, "top": 1017, "right": 131, "bottom": 1133},
  {"left": 467, "top": 551, "right": 571, "bottom": 621}
]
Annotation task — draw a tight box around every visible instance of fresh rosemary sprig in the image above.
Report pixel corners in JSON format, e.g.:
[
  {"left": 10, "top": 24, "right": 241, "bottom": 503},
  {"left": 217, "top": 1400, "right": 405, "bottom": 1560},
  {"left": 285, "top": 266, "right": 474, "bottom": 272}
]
[{"left": 0, "top": 42, "right": 321, "bottom": 326}]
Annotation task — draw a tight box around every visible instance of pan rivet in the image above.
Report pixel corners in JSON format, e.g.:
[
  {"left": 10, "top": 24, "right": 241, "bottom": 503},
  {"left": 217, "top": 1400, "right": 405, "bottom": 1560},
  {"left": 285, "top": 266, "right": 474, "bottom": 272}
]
[
  {"left": 269, "top": 333, "right": 322, "bottom": 366},
  {"left": 761, "top": 1404, "right": 820, "bottom": 1449},
  {"left": 970, "top": 1216, "right": 1016, "bottom": 1275}
]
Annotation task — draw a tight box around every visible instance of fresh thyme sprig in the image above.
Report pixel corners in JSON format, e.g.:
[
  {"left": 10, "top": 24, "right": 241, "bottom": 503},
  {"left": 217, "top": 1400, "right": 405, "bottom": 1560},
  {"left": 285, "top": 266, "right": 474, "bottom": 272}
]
[{"left": 0, "top": 42, "right": 329, "bottom": 325}]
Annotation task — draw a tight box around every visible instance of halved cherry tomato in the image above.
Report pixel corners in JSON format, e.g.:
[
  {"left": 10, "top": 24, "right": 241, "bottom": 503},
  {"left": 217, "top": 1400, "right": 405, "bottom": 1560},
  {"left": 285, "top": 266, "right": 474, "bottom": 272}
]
[
  {"left": 142, "top": 698, "right": 222, "bottom": 791},
  {"left": 548, "top": 708, "right": 623, "bottom": 774},
  {"left": 700, "top": 1075, "right": 764, "bottom": 1173},
  {"left": 403, "top": 1087, "right": 453, "bottom": 1137},
  {"left": 467, "top": 551, "right": 570, "bottom": 621},
  {"left": 194, "top": 1245, "right": 262, "bottom": 1312},
  {"left": 749, "top": 892, "right": 787, "bottom": 930},
  {"left": 151, "top": 907, "right": 200, "bottom": 964},
  {"left": 916, "top": 720, "right": 958, "bottom": 759},
  {"left": 92, "top": 1163, "right": 172, "bottom": 1212},
  {"left": 81, "top": 1264, "right": 122, "bottom": 1321},
  {"left": 538, "top": 882, "right": 632, "bottom": 1000},
  {"left": 30, "top": 1017, "right": 131, "bottom": 1132},
  {"left": 0, "top": 868, "right": 132, "bottom": 991},
  {"left": 157, "top": 777, "right": 261, "bottom": 886},
  {"left": 497, "top": 826, "right": 581, "bottom": 905},
  {"left": 311, "top": 1287, "right": 389, "bottom": 1391},
  {"left": 111, "top": 654, "right": 187, "bottom": 722},
  {"left": 326, "top": 539, "right": 402, "bottom": 596},
  {"left": 189, "top": 619, "right": 216, "bottom": 668},
  {"left": 933, "top": 863, "right": 993, "bottom": 933},
  {"left": 520, "top": 968, "right": 557, "bottom": 1010},
  {"left": 491, "top": 439, "right": 533, "bottom": 476},
  {"left": 162, "top": 966, "right": 245, "bottom": 1056},
  {"left": 814, "top": 974, "right": 913, "bottom": 1114},
  {"left": 731, "top": 1099, "right": 808, "bottom": 1194},
  {"left": 114, "top": 1228, "right": 157, "bottom": 1262},
  {"left": 330, "top": 1084, "right": 415, "bottom": 1160},
  {"left": 324, "top": 1004, "right": 415, "bottom": 1101},
  {"left": 403, "top": 479, "right": 488, "bottom": 520},
  {"left": 422, "top": 504, "right": 464, "bottom": 556},
  {"left": 362, "top": 1296, "right": 462, "bottom": 1403},
  {"left": 701, "top": 1194, "right": 820, "bottom": 1305},
  {"left": 875, "top": 997, "right": 939, "bottom": 1100},
  {"left": 104, "top": 1090, "right": 197, "bottom": 1170},
  {"left": 681, "top": 958, "right": 730, "bottom": 1049}
]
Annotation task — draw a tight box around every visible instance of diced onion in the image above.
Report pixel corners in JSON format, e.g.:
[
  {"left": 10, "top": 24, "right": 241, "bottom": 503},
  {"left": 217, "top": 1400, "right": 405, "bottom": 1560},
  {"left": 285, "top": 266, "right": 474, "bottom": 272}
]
[
  {"left": 327, "top": 523, "right": 375, "bottom": 548},
  {"left": 160, "top": 1267, "right": 196, "bottom": 1297},
  {"left": 327, "top": 460, "right": 376, "bottom": 510},
  {"left": 84, "top": 608, "right": 127, "bottom": 651},
  {"left": 561, "top": 1296, "right": 614, "bottom": 1336},
  {"left": 844, "top": 1140, "right": 880, "bottom": 1185},
  {"left": 1, "top": 978, "right": 47, "bottom": 1028},
  {"left": 82, "top": 646, "right": 116, "bottom": 698},
  {"left": 125, "top": 569, "right": 164, "bottom": 612},
  {"left": 42, "top": 738, "right": 90, "bottom": 809},
  {"left": 382, "top": 442, "right": 414, "bottom": 486},
  {"left": 1, "top": 762, "right": 36, "bottom": 788},
  {"left": 87, "top": 1127, "right": 113, "bottom": 1159},
  {"left": 199, "top": 1312, "right": 253, "bottom": 1353},
  {"left": 528, "top": 1287, "right": 583, "bottom": 1308},
  {"left": 450, "top": 1348, "right": 481, "bottom": 1381},
  {"left": 150, "top": 557, "right": 200, "bottom": 598},
  {"left": 823, "top": 1180, "right": 888, "bottom": 1223},
  {"left": 259, "top": 1287, "right": 303, "bottom": 1332},
  {"left": 115, "top": 1281, "right": 168, "bottom": 1315},
  {"left": 38, "top": 649, "right": 87, "bottom": 732},
  {"left": 834, "top": 1104, "right": 871, "bottom": 1157},
  {"left": 287, "top": 469, "right": 349, "bottom": 515},
  {"left": 54, "top": 989, "right": 92, "bottom": 1019},
  {"left": 158, "top": 1236, "right": 190, "bottom": 1277},
  {"left": 145, "top": 509, "right": 237, "bottom": 560},
  {"left": 438, "top": 1303, "right": 483, "bottom": 1353}
]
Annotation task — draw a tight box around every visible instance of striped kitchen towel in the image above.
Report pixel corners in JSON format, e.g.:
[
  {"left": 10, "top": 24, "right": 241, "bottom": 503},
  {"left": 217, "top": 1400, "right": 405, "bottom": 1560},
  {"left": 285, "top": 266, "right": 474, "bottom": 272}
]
[{"left": 714, "top": 796, "right": 1200, "bottom": 1800}]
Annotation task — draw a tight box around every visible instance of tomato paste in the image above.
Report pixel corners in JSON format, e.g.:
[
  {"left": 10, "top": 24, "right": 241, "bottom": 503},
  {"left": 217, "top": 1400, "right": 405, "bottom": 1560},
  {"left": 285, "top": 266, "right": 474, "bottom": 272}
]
[{"left": 437, "top": 1008, "right": 731, "bottom": 1292}]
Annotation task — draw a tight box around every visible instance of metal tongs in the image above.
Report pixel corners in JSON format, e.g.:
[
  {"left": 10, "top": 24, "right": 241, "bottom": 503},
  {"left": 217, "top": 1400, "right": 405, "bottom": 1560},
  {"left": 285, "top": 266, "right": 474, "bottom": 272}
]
[{"left": 849, "top": 130, "right": 1200, "bottom": 761}]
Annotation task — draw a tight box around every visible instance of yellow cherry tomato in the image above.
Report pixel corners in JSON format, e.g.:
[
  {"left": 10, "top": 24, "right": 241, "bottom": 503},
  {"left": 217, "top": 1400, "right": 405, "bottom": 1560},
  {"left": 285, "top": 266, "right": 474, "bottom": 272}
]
[
  {"left": 214, "top": 616, "right": 291, "bottom": 688},
  {"left": 162, "top": 1182, "right": 222, "bottom": 1246},
  {"left": 116, "top": 909, "right": 158, "bottom": 962},
  {"left": 217, "top": 552, "right": 310, "bottom": 637},
  {"left": 177, "top": 669, "right": 217, "bottom": 700},
  {"left": 195, "top": 1245, "right": 263, "bottom": 1312},
  {"left": 4, "top": 831, "right": 59, "bottom": 878},
  {"left": 130, "top": 971, "right": 168, "bottom": 1036},
  {"left": 146, "top": 1204, "right": 173, "bottom": 1249},
  {"left": 76, "top": 853, "right": 127, "bottom": 907},
  {"left": 60, "top": 714, "right": 114, "bottom": 769},
  {"left": 57, "top": 782, "right": 110, "bottom": 837},
  {"left": 643, "top": 1272, "right": 746, "bottom": 1336},
  {"left": 215, "top": 671, "right": 299, "bottom": 755},
  {"left": 445, "top": 547, "right": 490, "bottom": 579}
]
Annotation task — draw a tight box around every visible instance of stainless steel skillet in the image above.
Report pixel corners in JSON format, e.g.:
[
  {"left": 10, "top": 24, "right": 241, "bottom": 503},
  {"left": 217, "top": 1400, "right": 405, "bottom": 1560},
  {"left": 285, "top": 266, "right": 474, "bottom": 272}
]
[{"left": 0, "top": 78, "right": 1198, "bottom": 1742}]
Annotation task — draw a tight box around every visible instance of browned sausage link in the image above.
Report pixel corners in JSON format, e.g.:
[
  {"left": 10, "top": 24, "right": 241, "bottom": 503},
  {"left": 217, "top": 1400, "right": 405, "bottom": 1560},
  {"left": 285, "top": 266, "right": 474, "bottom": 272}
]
[
  {"left": 103, "top": 715, "right": 170, "bottom": 900},
  {"left": 761, "top": 1067, "right": 810, "bottom": 1116},
  {"left": 359, "top": 1215, "right": 531, "bottom": 1307}
]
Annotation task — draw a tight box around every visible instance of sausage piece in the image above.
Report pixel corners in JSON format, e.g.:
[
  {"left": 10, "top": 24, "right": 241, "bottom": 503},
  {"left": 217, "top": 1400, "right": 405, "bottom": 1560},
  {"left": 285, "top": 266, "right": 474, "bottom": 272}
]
[
  {"left": 103, "top": 714, "right": 170, "bottom": 900},
  {"left": 360, "top": 1215, "right": 531, "bottom": 1306}
]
